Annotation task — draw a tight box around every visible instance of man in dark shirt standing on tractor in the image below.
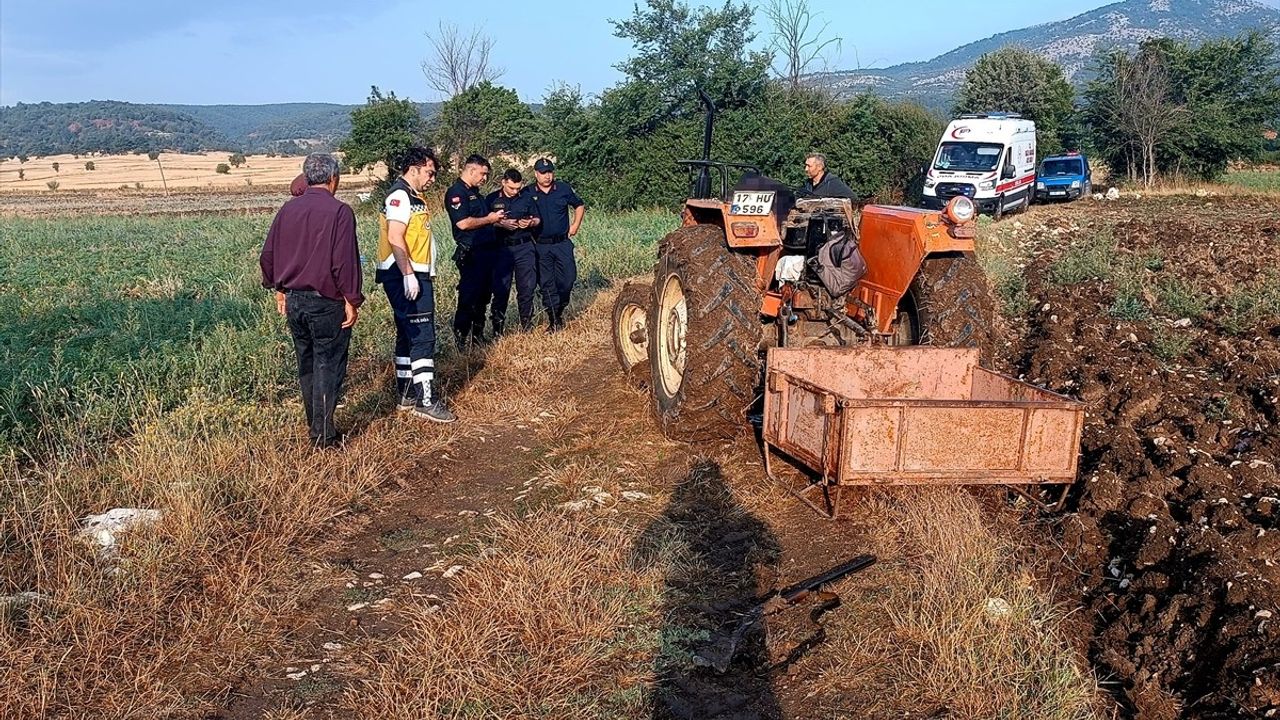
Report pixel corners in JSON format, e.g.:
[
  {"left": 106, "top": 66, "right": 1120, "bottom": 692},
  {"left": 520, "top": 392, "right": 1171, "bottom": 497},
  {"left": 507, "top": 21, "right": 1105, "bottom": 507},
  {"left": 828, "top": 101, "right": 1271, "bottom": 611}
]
[
  {"left": 260, "top": 153, "right": 362, "bottom": 448},
  {"left": 800, "top": 152, "right": 857, "bottom": 200},
  {"left": 446, "top": 155, "right": 506, "bottom": 348},
  {"left": 528, "top": 158, "right": 584, "bottom": 332},
  {"left": 486, "top": 168, "right": 541, "bottom": 334}
]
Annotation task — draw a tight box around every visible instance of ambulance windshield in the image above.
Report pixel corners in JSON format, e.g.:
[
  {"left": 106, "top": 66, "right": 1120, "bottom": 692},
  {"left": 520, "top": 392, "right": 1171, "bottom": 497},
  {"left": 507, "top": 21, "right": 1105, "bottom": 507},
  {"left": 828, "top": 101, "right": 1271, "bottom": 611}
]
[{"left": 934, "top": 142, "right": 1004, "bottom": 172}]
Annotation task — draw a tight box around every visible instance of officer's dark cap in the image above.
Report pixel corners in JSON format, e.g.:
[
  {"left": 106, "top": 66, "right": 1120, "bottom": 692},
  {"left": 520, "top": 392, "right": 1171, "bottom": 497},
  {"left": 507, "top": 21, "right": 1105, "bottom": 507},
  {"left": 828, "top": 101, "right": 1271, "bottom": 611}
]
[{"left": 534, "top": 158, "right": 555, "bottom": 173}]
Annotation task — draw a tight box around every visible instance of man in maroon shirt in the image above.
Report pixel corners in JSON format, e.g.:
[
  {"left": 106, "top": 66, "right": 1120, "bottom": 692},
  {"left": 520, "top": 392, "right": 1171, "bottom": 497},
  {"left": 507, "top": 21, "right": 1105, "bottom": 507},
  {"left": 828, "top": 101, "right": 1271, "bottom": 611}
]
[{"left": 260, "top": 153, "right": 363, "bottom": 448}]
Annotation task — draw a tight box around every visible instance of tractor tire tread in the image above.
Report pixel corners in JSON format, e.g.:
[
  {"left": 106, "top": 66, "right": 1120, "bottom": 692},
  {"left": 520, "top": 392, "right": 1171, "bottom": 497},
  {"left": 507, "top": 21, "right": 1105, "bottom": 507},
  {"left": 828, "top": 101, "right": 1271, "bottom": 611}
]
[{"left": 650, "top": 224, "right": 763, "bottom": 442}]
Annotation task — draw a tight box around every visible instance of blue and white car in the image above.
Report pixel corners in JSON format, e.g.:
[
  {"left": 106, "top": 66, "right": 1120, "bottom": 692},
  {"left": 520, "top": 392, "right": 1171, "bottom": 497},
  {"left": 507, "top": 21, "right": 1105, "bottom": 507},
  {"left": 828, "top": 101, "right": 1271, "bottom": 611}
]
[{"left": 1034, "top": 152, "right": 1092, "bottom": 202}]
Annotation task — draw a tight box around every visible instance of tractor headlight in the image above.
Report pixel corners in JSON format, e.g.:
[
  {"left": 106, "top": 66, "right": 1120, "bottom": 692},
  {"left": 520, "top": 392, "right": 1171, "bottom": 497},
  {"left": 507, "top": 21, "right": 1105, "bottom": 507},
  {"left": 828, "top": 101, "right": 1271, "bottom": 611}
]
[
  {"left": 924, "top": 177, "right": 936, "bottom": 189},
  {"left": 978, "top": 179, "right": 995, "bottom": 191},
  {"left": 1071, "top": 180, "right": 1081, "bottom": 189},
  {"left": 944, "top": 196, "right": 976, "bottom": 224},
  {"left": 1036, "top": 181, "right": 1046, "bottom": 190}
]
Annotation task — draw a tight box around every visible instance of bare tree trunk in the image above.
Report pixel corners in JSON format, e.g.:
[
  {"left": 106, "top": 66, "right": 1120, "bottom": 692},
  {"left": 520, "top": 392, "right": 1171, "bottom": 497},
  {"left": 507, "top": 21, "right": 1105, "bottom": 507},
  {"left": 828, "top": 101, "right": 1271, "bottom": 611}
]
[
  {"left": 421, "top": 22, "right": 503, "bottom": 99},
  {"left": 764, "top": 0, "right": 841, "bottom": 93}
]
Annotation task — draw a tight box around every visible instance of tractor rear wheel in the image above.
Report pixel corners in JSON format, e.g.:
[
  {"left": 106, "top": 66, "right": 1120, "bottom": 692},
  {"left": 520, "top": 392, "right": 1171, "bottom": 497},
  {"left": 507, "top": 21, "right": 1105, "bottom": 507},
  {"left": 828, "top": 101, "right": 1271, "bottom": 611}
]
[
  {"left": 612, "top": 282, "right": 652, "bottom": 388},
  {"left": 648, "top": 224, "right": 764, "bottom": 442},
  {"left": 891, "top": 252, "right": 995, "bottom": 363}
]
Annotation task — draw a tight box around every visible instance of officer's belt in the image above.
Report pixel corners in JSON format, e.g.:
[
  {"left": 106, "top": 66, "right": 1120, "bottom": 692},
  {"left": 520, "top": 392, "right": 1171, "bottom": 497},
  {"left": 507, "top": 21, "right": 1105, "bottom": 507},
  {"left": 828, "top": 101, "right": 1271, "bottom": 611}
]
[
  {"left": 535, "top": 234, "right": 569, "bottom": 244},
  {"left": 505, "top": 235, "right": 534, "bottom": 246}
]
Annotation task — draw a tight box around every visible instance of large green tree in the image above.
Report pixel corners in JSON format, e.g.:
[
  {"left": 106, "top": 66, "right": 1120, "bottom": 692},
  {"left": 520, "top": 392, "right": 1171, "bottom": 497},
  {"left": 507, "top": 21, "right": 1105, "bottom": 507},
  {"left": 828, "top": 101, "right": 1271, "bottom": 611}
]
[
  {"left": 1085, "top": 32, "right": 1280, "bottom": 183},
  {"left": 339, "top": 86, "right": 427, "bottom": 184},
  {"left": 531, "top": 0, "right": 941, "bottom": 210},
  {"left": 953, "top": 47, "right": 1076, "bottom": 155},
  {"left": 433, "top": 82, "right": 536, "bottom": 161}
]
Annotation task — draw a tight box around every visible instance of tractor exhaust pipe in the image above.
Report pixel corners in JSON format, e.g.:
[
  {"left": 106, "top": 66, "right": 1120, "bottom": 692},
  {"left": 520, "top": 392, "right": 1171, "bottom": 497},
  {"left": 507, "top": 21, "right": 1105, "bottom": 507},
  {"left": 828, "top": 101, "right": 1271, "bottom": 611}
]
[{"left": 695, "top": 89, "right": 716, "bottom": 199}]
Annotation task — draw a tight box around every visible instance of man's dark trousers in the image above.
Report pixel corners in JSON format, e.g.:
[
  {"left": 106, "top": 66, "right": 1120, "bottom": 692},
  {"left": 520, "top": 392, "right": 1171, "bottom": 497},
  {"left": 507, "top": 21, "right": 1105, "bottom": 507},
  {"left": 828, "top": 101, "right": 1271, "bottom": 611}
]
[
  {"left": 491, "top": 241, "right": 539, "bottom": 330},
  {"left": 454, "top": 244, "right": 499, "bottom": 340},
  {"left": 536, "top": 237, "right": 576, "bottom": 315},
  {"left": 383, "top": 272, "right": 436, "bottom": 403},
  {"left": 285, "top": 291, "right": 351, "bottom": 446}
]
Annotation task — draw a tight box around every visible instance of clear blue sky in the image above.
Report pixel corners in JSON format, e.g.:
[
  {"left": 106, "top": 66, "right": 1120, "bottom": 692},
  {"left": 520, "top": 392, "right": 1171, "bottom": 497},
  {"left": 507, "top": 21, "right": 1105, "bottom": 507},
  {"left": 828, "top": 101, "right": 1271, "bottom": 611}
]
[{"left": 1, "top": 0, "right": 1276, "bottom": 106}]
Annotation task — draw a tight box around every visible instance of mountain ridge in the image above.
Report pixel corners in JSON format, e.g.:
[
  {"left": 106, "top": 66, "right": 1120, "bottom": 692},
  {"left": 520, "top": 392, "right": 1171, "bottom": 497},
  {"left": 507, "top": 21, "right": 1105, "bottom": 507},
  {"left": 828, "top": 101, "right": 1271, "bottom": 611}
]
[{"left": 810, "top": 0, "right": 1280, "bottom": 109}]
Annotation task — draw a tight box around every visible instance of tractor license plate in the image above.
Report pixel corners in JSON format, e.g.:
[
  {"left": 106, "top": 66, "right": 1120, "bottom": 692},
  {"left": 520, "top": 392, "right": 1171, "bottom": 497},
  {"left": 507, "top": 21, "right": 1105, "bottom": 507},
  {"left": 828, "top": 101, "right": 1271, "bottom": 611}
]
[
  {"left": 731, "top": 191, "right": 775, "bottom": 216},
  {"left": 1050, "top": 191, "right": 1066, "bottom": 196}
]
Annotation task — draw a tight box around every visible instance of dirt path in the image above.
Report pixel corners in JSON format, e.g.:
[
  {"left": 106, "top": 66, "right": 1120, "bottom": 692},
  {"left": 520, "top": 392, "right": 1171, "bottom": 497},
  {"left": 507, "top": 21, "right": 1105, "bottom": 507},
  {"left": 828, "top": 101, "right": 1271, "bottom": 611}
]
[{"left": 212, "top": 297, "right": 884, "bottom": 719}]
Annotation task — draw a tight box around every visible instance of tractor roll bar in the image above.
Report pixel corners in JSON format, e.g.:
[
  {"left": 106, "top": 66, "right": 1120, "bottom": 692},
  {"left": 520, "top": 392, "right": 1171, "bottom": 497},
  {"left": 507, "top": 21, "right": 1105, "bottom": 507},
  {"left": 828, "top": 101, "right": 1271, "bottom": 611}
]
[{"left": 676, "top": 160, "right": 762, "bottom": 201}]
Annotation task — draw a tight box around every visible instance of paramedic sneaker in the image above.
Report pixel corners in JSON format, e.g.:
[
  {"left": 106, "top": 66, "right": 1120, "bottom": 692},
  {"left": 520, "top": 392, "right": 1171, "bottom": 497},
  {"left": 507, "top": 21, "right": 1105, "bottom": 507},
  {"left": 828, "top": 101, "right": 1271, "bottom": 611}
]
[
  {"left": 413, "top": 400, "right": 457, "bottom": 424},
  {"left": 396, "top": 385, "right": 419, "bottom": 411}
]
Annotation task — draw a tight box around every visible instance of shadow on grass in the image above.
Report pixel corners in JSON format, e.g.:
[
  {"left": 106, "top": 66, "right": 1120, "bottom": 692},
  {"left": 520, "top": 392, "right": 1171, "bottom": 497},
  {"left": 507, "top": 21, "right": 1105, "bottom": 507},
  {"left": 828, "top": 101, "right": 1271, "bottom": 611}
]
[{"left": 635, "top": 460, "right": 782, "bottom": 720}]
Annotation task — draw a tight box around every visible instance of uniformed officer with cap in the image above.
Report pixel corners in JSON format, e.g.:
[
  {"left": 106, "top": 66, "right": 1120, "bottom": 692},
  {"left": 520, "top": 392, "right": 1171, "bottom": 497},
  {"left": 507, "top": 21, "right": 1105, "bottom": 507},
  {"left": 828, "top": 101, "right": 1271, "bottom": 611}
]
[
  {"left": 527, "top": 158, "right": 585, "bottom": 332},
  {"left": 445, "top": 154, "right": 506, "bottom": 347},
  {"left": 486, "top": 168, "right": 541, "bottom": 334}
]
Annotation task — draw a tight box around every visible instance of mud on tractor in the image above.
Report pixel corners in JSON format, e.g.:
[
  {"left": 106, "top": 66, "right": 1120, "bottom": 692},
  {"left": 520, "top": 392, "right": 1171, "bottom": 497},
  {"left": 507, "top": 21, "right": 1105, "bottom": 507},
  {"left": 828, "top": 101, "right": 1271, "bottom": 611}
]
[{"left": 613, "top": 95, "right": 1086, "bottom": 517}]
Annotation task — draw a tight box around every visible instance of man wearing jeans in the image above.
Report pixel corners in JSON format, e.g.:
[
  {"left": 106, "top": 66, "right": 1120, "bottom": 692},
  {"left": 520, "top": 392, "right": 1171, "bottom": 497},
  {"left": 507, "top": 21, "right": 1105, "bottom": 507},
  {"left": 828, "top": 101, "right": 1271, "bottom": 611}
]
[{"left": 260, "top": 153, "right": 362, "bottom": 448}]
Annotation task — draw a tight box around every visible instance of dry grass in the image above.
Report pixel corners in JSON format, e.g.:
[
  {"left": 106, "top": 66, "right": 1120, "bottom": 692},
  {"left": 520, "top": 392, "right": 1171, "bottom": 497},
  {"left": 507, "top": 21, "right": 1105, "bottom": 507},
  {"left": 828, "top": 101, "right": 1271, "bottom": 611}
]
[
  {"left": 0, "top": 372, "right": 452, "bottom": 719},
  {"left": 0, "top": 152, "right": 383, "bottom": 192},
  {"left": 344, "top": 286, "right": 1101, "bottom": 720},
  {"left": 350, "top": 513, "right": 669, "bottom": 719},
  {"left": 815, "top": 489, "right": 1100, "bottom": 720}
]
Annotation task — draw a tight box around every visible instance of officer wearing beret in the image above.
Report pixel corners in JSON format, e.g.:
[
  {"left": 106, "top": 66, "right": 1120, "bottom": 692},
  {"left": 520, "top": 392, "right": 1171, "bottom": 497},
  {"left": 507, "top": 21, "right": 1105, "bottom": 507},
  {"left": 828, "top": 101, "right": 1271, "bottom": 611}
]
[
  {"left": 486, "top": 168, "right": 541, "bottom": 334},
  {"left": 445, "top": 154, "right": 506, "bottom": 347},
  {"left": 527, "top": 158, "right": 585, "bottom": 332}
]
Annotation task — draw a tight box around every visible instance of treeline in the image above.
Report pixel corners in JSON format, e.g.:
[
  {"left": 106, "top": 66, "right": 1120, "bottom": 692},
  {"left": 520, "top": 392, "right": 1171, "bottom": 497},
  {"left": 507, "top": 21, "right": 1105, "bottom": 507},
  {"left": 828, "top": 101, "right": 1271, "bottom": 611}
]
[
  {"left": 343, "top": 1, "right": 943, "bottom": 210},
  {"left": 0, "top": 101, "right": 447, "bottom": 157},
  {"left": 345, "top": 0, "right": 1279, "bottom": 211},
  {"left": 0, "top": 101, "right": 220, "bottom": 157},
  {"left": 952, "top": 33, "right": 1280, "bottom": 187}
]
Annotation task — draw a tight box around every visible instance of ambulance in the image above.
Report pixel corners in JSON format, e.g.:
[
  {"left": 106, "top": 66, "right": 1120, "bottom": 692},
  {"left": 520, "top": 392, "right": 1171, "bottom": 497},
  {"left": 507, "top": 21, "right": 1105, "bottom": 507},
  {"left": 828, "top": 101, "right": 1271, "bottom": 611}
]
[{"left": 921, "top": 113, "right": 1037, "bottom": 218}]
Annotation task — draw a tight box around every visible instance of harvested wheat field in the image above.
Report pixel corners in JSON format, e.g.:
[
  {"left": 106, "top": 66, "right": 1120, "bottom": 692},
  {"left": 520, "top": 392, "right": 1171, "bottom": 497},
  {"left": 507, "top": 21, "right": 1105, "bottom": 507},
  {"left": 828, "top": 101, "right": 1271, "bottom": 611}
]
[
  {"left": 2, "top": 192, "right": 1278, "bottom": 720},
  {"left": 0, "top": 152, "right": 383, "bottom": 193}
]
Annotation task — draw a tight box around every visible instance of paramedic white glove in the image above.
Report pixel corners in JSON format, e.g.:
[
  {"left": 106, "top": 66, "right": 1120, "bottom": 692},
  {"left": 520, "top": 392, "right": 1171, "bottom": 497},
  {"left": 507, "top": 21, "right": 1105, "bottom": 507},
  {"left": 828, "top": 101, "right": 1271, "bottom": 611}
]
[{"left": 403, "top": 272, "right": 421, "bottom": 301}]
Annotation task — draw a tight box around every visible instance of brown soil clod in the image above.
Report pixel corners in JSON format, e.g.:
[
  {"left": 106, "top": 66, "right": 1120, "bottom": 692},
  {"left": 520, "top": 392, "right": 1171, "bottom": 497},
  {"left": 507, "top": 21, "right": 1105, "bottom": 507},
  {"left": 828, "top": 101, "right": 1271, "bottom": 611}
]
[{"left": 1007, "top": 196, "right": 1280, "bottom": 719}]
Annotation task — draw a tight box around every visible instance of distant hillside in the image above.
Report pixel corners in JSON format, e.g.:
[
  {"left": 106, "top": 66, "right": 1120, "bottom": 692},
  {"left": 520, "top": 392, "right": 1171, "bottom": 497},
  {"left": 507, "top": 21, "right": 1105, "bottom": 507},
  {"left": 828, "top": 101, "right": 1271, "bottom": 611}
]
[
  {"left": 0, "top": 100, "right": 441, "bottom": 157},
  {"left": 0, "top": 101, "right": 221, "bottom": 157},
  {"left": 811, "top": 0, "right": 1280, "bottom": 109}
]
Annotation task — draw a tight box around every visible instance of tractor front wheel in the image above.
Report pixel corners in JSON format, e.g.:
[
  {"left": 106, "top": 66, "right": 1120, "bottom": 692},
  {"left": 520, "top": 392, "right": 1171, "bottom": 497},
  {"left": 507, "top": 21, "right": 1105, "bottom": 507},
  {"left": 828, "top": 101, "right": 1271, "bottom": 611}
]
[
  {"left": 648, "top": 224, "right": 764, "bottom": 442},
  {"left": 612, "top": 282, "right": 652, "bottom": 387},
  {"left": 891, "top": 252, "right": 995, "bottom": 364}
]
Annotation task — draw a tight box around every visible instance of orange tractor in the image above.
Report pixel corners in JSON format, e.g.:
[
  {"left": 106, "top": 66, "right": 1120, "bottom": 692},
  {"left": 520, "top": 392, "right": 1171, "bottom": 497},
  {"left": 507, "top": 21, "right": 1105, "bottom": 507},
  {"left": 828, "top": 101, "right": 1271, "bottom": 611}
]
[{"left": 612, "top": 96, "right": 1084, "bottom": 516}]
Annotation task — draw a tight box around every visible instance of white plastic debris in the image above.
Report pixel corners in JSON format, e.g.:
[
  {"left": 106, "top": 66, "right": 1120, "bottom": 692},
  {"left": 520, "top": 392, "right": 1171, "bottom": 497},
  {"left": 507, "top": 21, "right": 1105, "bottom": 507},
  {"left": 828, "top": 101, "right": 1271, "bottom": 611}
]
[
  {"left": 1105, "top": 188, "right": 1121, "bottom": 201},
  {"left": 621, "top": 491, "right": 652, "bottom": 502},
  {"left": 441, "top": 565, "right": 465, "bottom": 579},
  {"left": 322, "top": 642, "right": 343, "bottom": 652},
  {"left": 985, "top": 598, "right": 1013, "bottom": 618},
  {"left": 78, "top": 508, "right": 163, "bottom": 554},
  {"left": 402, "top": 571, "right": 423, "bottom": 581},
  {"left": 1172, "top": 318, "right": 1192, "bottom": 328},
  {"left": 346, "top": 602, "right": 369, "bottom": 611}
]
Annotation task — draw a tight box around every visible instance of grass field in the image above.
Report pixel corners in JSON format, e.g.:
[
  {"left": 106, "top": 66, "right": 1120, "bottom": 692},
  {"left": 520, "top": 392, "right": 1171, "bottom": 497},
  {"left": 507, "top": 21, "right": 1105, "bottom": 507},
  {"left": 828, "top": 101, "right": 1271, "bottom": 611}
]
[
  {"left": 0, "top": 207, "right": 672, "bottom": 717},
  {"left": 0, "top": 202, "right": 1105, "bottom": 719},
  {"left": 1220, "top": 167, "right": 1280, "bottom": 192},
  {"left": 0, "top": 210, "right": 671, "bottom": 465},
  {"left": 0, "top": 152, "right": 384, "bottom": 192}
]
